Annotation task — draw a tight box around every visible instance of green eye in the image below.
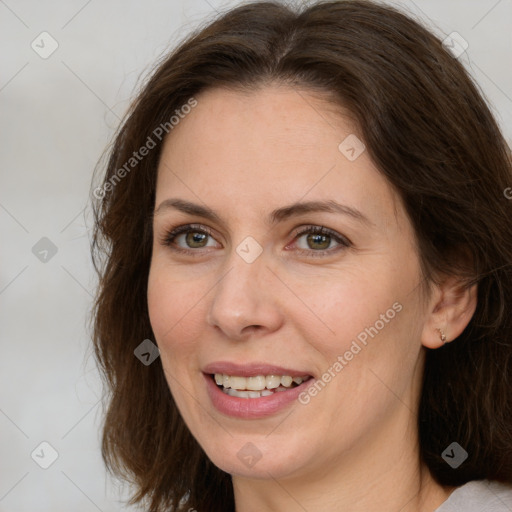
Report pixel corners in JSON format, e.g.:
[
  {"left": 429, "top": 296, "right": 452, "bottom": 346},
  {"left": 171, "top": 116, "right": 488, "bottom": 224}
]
[
  {"left": 161, "top": 223, "right": 351, "bottom": 258},
  {"left": 304, "top": 232, "right": 331, "bottom": 250},
  {"left": 184, "top": 231, "right": 209, "bottom": 248},
  {"left": 293, "top": 226, "right": 350, "bottom": 256},
  {"left": 162, "top": 224, "right": 217, "bottom": 251}
]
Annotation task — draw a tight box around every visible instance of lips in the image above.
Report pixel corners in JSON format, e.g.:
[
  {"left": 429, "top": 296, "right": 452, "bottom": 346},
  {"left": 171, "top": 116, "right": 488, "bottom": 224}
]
[
  {"left": 202, "top": 361, "right": 313, "bottom": 378},
  {"left": 202, "top": 362, "right": 315, "bottom": 419}
]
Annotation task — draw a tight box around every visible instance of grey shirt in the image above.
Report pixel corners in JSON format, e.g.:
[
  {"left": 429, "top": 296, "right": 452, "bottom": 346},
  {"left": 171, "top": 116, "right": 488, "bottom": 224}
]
[{"left": 435, "top": 480, "right": 512, "bottom": 511}]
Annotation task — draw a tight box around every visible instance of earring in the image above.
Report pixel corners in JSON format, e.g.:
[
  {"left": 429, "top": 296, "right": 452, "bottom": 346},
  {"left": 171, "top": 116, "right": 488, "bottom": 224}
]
[{"left": 437, "top": 328, "right": 447, "bottom": 344}]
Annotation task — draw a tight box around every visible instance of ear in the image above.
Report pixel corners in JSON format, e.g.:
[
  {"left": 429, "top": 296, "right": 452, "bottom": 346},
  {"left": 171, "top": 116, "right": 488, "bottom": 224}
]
[{"left": 421, "top": 276, "right": 478, "bottom": 349}]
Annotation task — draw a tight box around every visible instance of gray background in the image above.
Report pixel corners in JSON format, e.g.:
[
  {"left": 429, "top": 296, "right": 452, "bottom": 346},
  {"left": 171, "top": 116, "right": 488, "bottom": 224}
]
[{"left": 1, "top": 0, "right": 511, "bottom": 510}]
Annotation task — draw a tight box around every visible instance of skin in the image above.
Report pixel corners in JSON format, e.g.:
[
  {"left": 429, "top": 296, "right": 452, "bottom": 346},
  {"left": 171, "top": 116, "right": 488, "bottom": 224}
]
[{"left": 147, "top": 84, "right": 477, "bottom": 512}]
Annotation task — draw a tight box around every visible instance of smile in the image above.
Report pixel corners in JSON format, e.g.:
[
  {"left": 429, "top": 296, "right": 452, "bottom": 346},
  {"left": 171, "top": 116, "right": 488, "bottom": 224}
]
[{"left": 213, "top": 373, "right": 311, "bottom": 398}]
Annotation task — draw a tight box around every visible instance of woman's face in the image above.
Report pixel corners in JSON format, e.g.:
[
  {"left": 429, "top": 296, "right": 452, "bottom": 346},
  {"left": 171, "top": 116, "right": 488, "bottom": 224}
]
[{"left": 148, "top": 85, "right": 431, "bottom": 480}]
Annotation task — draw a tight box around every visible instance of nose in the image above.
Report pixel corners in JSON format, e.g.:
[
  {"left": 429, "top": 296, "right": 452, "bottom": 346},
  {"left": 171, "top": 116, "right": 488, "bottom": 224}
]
[{"left": 206, "top": 251, "right": 283, "bottom": 341}]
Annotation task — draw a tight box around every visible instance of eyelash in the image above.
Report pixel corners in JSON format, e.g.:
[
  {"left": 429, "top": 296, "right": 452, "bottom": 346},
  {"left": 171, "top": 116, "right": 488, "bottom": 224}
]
[{"left": 159, "top": 223, "right": 351, "bottom": 258}]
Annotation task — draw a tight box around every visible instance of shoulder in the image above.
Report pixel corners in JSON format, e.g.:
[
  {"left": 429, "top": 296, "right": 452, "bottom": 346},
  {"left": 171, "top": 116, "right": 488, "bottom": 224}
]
[{"left": 435, "top": 480, "right": 512, "bottom": 512}]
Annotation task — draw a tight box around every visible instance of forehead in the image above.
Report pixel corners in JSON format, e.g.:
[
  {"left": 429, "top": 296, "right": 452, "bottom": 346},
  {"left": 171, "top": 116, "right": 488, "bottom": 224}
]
[
  {"left": 155, "top": 85, "right": 401, "bottom": 227},
  {"left": 160, "top": 85, "right": 356, "bottom": 165}
]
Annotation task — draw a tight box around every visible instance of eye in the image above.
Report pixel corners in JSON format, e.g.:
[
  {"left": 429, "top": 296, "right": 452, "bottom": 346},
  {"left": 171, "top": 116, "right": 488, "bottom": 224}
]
[
  {"left": 159, "top": 223, "right": 351, "bottom": 258},
  {"left": 289, "top": 225, "right": 351, "bottom": 257},
  {"left": 160, "top": 224, "right": 219, "bottom": 254}
]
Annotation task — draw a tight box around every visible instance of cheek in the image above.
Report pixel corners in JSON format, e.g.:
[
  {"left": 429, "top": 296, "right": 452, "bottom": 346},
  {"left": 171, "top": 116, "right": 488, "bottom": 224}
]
[
  {"left": 294, "top": 269, "right": 400, "bottom": 346},
  {"left": 147, "top": 264, "right": 205, "bottom": 362},
  {"left": 294, "top": 282, "right": 421, "bottom": 443},
  {"left": 297, "top": 260, "right": 423, "bottom": 388}
]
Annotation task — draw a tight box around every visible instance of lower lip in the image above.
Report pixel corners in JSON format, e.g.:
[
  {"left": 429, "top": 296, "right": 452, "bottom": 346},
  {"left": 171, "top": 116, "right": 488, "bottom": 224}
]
[{"left": 204, "top": 373, "right": 313, "bottom": 419}]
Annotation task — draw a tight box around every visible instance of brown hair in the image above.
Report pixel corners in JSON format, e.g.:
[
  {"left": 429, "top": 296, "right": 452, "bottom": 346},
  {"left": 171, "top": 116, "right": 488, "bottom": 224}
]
[{"left": 91, "top": 1, "right": 512, "bottom": 510}]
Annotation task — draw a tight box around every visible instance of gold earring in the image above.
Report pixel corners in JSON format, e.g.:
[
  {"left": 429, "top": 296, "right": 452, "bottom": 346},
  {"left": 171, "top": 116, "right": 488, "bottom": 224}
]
[{"left": 437, "top": 328, "right": 447, "bottom": 344}]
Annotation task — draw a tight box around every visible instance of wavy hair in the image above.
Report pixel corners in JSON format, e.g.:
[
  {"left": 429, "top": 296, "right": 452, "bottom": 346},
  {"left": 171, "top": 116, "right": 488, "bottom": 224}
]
[{"left": 91, "top": 1, "right": 512, "bottom": 510}]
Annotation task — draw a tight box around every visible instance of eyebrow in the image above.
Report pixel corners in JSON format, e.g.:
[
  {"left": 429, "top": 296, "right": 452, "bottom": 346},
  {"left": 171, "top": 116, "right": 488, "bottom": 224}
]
[{"left": 154, "top": 198, "right": 371, "bottom": 227}]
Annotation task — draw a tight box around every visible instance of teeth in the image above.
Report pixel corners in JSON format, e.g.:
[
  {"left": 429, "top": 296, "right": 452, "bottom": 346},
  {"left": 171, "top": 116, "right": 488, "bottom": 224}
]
[
  {"left": 223, "top": 388, "right": 286, "bottom": 398},
  {"left": 280, "top": 376, "right": 293, "bottom": 387},
  {"left": 229, "top": 376, "right": 246, "bottom": 390},
  {"left": 266, "top": 375, "right": 281, "bottom": 389},
  {"left": 213, "top": 373, "right": 310, "bottom": 392},
  {"left": 247, "top": 376, "right": 266, "bottom": 391}
]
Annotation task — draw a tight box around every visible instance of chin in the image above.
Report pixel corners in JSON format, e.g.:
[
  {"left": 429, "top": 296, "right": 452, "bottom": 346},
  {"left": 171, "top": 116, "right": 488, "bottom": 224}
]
[{"left": 196, "top": 428, "right": 315, "bottom": 480}]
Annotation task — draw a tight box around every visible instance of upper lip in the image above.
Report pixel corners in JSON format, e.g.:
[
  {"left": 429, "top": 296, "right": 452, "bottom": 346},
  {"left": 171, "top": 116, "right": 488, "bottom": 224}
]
[{"left": 203, "top": 361, "right": 313, "bottom": 378}]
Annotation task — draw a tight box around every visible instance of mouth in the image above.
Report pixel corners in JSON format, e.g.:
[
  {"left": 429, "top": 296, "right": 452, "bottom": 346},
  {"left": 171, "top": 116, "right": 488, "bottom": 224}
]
[
  {"left": 211, "top": 373, "right": 313, "bottom": 399},
  {"left": 202, "top": 362, "right": 316, "bottom": 418}
]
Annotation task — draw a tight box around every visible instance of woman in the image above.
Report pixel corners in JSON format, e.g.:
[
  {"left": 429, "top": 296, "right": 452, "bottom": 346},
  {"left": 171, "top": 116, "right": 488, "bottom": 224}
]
[{"left": 91, "top": 1, "right": 512, "bottom": 510}]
